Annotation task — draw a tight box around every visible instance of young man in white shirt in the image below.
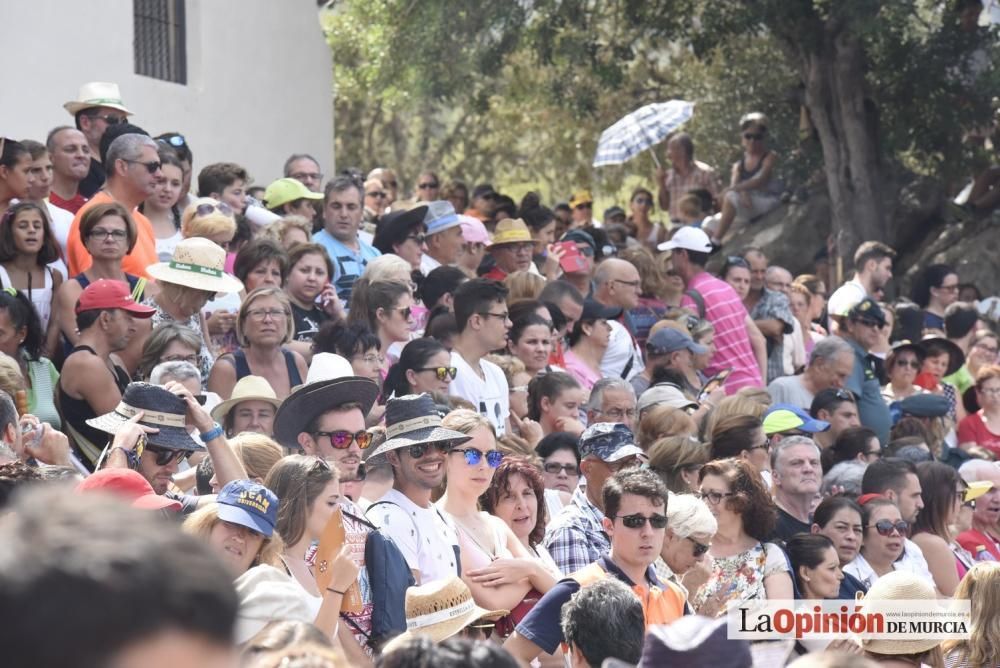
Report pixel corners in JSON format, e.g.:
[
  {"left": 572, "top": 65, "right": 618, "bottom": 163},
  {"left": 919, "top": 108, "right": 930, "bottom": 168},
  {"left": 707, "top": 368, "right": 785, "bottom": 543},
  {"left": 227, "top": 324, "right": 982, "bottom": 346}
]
[{"left": 448, "top": 278, "right": 512, "bottom": 437}]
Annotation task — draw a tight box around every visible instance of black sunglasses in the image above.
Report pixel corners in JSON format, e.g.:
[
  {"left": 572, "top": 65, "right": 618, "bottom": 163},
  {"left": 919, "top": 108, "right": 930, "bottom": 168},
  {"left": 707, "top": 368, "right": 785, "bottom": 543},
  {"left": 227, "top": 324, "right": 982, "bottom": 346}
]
[
  {"left": 145, "top": 445, "right": 187, "bottom": 467},
  {"left": 406, "top": 442, "right": 451, "bottom": 459},
  {"left": 418, "top": 182, "right": 440, "bottom": 189},
  {"left": 415, "top": 366, "right": 457, "bottom": 381},
  {"left": 687, "top": 536, "right": 710, "bottom": 557},
  {"left": 743, "top": 132, "right": 765, "bottom": 141},
  {"left": 543, "top": 462, "right": 579, "bottom": 475},
  {"left": 867, "top": 519, "right": 909, "bottom": 537},
  {"left": 406, "top": 234, "right": 427, "bottom": 244},
  {"left": 124, "top": 159, "right": 161, "bottom": 174},
  {"left": 615, "top": 513, "right": 668, "bottom": 529}
]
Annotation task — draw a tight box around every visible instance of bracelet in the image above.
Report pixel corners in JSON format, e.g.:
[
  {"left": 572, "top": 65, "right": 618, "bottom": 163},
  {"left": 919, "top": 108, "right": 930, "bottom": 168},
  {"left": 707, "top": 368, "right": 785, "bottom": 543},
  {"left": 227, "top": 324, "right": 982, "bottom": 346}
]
[
  {"left": 111, "top": 446, "right": 139, "bottom": 469},
  {"left": 326, "top": 587, "right": 347, "bottom": 596},
  {"left": 199, "top": 422, "right": 224, "bottom": 442}
]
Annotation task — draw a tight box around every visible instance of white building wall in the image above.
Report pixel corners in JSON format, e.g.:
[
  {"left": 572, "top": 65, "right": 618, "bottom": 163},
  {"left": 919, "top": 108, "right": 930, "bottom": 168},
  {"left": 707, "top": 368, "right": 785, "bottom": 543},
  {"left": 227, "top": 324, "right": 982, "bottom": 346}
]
[{"left": 1, "top": 0, "right": 334, "bottom": 186}]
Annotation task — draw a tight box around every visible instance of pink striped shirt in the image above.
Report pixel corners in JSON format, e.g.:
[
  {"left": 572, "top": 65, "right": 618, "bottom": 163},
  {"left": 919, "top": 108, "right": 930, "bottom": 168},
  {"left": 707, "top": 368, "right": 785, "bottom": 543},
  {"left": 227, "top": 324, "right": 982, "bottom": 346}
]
[{"left": 682, "top": 271, "right": 761, "bottom": 394}]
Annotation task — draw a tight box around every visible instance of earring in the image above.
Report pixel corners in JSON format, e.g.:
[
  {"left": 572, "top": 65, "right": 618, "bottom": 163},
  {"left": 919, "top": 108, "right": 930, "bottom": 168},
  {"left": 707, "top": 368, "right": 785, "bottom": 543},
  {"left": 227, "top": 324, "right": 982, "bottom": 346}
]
[{"left": 803, "top": 576, "right": 811, "bottom": 582}]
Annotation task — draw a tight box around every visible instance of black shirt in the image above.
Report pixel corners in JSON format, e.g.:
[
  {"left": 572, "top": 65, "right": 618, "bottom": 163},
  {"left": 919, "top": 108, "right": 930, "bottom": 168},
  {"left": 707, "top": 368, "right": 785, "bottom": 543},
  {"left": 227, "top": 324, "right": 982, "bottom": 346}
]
[
  {"left": 771, "top": 506, "right": 812, "bottom": 544},
  {"left": 291, "top": 302, "right": 329, "bottom": 342},
  {"left": 79, "top": 157, "right": 106, "bottom": 199}
]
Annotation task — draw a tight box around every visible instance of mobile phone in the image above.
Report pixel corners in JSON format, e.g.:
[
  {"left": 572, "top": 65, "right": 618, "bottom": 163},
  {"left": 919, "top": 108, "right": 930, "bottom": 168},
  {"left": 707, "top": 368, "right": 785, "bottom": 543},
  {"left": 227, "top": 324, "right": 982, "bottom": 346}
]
[
  {"left": 699, "top": 368, "right": 733, "bottom": 401},
  {"left": 555, "top": 241, "right": 589, "bottom": 274}
]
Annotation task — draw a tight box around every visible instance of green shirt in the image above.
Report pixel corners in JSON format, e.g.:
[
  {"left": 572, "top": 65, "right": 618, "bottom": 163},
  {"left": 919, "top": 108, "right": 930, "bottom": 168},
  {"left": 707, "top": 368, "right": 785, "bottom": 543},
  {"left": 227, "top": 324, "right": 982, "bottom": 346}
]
[{"left": 944, "top": 364, "right": 974, "bottom": 396}]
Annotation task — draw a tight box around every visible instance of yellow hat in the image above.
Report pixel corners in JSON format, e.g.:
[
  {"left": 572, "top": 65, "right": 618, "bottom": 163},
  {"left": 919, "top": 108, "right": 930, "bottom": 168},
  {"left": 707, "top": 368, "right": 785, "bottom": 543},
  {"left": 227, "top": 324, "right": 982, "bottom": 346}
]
[
  {"left": 569, "top": 189, "right": 594, "bottom": 208},
  {"left": 487, "top": 218, "right": 533, "bottom": 248}
]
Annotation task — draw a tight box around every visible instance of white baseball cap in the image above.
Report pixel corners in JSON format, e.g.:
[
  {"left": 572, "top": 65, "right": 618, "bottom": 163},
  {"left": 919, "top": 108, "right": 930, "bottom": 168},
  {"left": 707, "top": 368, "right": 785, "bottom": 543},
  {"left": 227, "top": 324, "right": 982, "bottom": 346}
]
[{"left": 658, "top": 226, "right": 713, "bottom": 253}]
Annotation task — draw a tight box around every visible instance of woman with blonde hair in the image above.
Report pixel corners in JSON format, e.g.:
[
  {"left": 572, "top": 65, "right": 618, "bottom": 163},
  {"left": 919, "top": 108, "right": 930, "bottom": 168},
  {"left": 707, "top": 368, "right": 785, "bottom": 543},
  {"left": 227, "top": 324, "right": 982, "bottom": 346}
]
[
  {"left": 503, "top": 270, "right": 546, "bottom": 303},
  {"left": 265, "top": 215, "right": 313, "bottom": 250},
  {"left": 942, "top": 562, "right": 1000, "bottom": 667},
  {"left": 180, "top": 197, "right": 238, "bottom": 247},
  {"left": 701, "top": 393, "right": 769, "bottom": 441},
  {"left": 637, "top": 404, "right": 698, "bottom": 449},
  {"left": 647, "top": 435, "right": 710, "bottom": 493},
  {"left": 208, "top": 287, "right": 307, "bottom": 401},
  {"left": 208, "top": 432, "right": 284, "bottom": 492}
]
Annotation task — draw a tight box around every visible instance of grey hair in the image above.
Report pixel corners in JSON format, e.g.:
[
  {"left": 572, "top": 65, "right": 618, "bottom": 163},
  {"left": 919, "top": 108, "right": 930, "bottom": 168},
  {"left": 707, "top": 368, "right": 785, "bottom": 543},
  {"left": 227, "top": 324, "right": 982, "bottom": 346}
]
[
  {"left": 765, "top": 265, "right": 791, "bottom": 281},
  {"left": 106, "top": 133, "right": 157, "bottom": 168},
  {"left": 587, "top": 377, "right": 635, "bottom": 413},
  {"left": 666, "top": 492, "right": 717, "bottom": 539},
  {"left": 821, "top": 460, "right": 867, "bottom": 497},
  {"left": 809, "top": 335, "right": 853, "bottom": 366},
  {"left": 282, "top": 153, "right": 320, "bottom": 176},
  {"left": 149, "top": 361, "right": 201, "bottom": 386},
  {"left": 959, "top": 459, "right": 999, "bottom": 484},
  {"left": 770, "top": 434, "right": 821, "bottom": 472},
  {"left": 560, "top": 578, "right": 645, "bottom": 667}
]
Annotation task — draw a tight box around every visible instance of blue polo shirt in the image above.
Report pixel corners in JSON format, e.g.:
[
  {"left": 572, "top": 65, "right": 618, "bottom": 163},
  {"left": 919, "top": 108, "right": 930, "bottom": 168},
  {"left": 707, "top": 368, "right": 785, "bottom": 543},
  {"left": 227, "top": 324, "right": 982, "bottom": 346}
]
[
  {"left": 514, "top": 556, "right": 663, "bottom": 655},
  {"left": 312, "top": 229, "right": 381, "bottom": 304},
  {"left": 844, "top": 336, "right": 891, "bottom": 444}
]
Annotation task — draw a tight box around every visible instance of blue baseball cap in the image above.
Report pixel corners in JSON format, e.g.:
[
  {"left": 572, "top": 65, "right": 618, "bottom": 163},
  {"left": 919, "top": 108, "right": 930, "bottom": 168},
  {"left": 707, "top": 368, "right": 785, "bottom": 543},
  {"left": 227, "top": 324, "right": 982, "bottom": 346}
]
[
  {"left": 217, "top": 480, "right": 279, "bottom": 538},
  {"left": 647, "top": 327, "right": 708, "bottom": 356},
  {"left": 762, "top": 403, "right": 830, "bottom": 435},
  {"left": 579, "top": 423, "right": 646, "bottom": 463}
]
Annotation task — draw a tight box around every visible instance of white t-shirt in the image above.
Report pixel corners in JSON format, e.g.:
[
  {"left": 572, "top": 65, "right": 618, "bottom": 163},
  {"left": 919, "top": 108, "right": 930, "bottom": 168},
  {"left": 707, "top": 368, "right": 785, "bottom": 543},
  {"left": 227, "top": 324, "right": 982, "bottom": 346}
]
[
  {"left": 419, "top": 253, "right": 441, "bottom": 276},
  {"left": 827, "top": 279, "right": 866, "bottom": 318},
  {"left": 599, "top": 319, "right": 644, "bottom": 381},
  {"left": 44, "top": 201, "right": 71, "bottom": 280},
  {"left": 365, "top": 488, "right": 460, "bottom": 586},
  {"left": 449, "top": 351, "right": 510, "bottom": 437},
  {"left": 767, "top": 374, "right": 814, "bottom": 411}
]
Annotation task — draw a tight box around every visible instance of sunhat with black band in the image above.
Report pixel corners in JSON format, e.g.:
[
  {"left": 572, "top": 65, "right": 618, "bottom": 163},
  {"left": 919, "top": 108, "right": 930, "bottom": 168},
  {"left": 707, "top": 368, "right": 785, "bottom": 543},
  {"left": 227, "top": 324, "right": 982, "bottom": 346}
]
[
  {"left": 146, "top": 237, "right": 244, "bottom": 294},
  {"left": 366, "top": 393, "right": 472, "bottom": 459},
  {"left": 272, "top": 353, "right": 380, "bottom": 450},
  {"left": 87, "top": 382, "right": 202, "bottom": 451},
  {"left": 381, "top": 576, "right": 508, "bottom": 654}
]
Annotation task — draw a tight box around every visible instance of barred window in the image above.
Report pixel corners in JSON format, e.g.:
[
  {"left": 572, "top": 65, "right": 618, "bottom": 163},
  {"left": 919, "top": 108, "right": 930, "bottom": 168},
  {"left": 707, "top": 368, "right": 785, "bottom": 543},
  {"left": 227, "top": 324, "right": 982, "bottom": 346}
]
[{"left": 133, "top": 0, "right": 187, "bottom": 84}]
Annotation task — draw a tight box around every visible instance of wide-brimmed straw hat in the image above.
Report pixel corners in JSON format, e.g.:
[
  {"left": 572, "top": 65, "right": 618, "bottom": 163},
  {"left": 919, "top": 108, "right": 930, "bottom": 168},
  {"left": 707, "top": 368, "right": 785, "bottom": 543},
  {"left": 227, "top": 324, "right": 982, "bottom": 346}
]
[
  {"left": 210, "top": 375, "right": 281, "bottom": 424},
  {"left": 146, "top": 237, "right": 244, "bottom": 294},
  {"left": 86, "top": 382, "right": 202, "bottom": 451},
  {"left": 63, "top": 81, "right": 133, "bottom": 116},
  {"left": 487, "top": 218, "right": 533, "bottom": 248},
  {"left": 860, "top": 571, "right": 943, "bottom": 655},
  {"left": 366, "top": 394, "right": 471, "bottom": 459},
  {"left": 381, "top": 576, "right": 508, "bottom": 654},
  {"left": 272, "top": 353, "right": 379, "bottom": 449}
]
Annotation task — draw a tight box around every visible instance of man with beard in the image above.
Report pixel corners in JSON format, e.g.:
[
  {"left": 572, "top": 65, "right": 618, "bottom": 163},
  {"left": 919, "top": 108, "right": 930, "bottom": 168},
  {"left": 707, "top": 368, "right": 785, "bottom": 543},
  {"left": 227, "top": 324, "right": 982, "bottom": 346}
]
[
  {"left": 827, "top": 241, "right": 896, "bottom": 325},
  {"left": 57, "top": 279, "right": 155, "bottom": 469},
  {"left": 272, "top": 352, "right": 381, "bottom": 658},
  {"left": 366, "top": 393, "right": 472, "bottom": 585}
]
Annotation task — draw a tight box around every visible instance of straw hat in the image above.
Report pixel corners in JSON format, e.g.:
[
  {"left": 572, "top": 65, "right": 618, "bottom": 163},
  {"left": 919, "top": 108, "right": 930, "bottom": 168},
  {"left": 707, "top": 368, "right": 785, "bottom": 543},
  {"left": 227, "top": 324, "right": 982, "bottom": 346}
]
[
  {"left": 366, "top": 394, "right": 471, "bottom": 459},
  {"left": 272, "top": 353, "right": 379, "bottom": 450},
  {"left": 210, "top": 375, "right": 281, "bottom": 424},
  {"left": 487, "top": 218, "right": 532, "bottom": 248},
  {"left": 381, "top": 576, "right": 508, "bottom": 654},
  {"left": 86, "top": 382, "right": 202, "bottom": 451},
  {"left": 860, "top": 571, "right": 942, "bottom": 655},
  {"left": 63, "top": 81, "right": 133, "bottom": 116},
  {"left": 146, "top": 237, "right": 244, "bottom": 293}
]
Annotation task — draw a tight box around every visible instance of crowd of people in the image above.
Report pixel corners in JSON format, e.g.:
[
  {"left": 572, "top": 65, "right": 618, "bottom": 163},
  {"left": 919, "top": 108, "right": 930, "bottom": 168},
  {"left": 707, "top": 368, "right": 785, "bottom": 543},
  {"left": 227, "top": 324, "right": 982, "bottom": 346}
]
[{"left": 2, "top": 80, "right": 1000, "bottom": 668}]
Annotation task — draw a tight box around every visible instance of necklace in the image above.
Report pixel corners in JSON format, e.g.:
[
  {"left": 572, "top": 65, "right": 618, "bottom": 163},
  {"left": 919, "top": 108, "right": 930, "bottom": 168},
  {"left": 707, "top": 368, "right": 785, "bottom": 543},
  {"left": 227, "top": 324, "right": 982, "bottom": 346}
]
[{"left": 450, "top": 512, "right": 498, "bottom": 561}]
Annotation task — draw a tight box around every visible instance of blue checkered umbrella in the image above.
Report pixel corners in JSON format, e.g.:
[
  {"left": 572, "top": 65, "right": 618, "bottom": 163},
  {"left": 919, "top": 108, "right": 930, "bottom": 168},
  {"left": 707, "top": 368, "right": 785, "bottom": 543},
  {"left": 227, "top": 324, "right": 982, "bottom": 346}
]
[{"left": 592, "top": 100, "right": 694, "bottom": 168}]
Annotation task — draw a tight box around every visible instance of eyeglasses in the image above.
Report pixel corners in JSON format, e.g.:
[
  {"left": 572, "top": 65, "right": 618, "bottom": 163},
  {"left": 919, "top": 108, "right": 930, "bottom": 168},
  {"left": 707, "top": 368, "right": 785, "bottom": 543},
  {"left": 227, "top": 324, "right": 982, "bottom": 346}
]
[
  {"left": 145, "top": 445, "right": 187, "bottom": 467},
  {"left": 418, "top": 182, "right": 439, "bottom": 190},
  {"left": 894, "top": 359, "right": 921, "bottom": 370},
  {"left": 87, "top": 228, "right": 128, "bottom": 241},
  {"left": 964, "top": 499, "right": 977, "bottom": 510},
  {"left": 615, "top": 513, "right": 668, "bottom": 529},
  {"left": 974, "top": 343, "right": 999, "bottom": 355},
  {"left": 123, "top": 159, "right": 161, "bottom": 174},
  {"left": 743, "top": 132, "right": 765, "bottom": 141},
  {"left": 356, "top": 353, "right": 384, "bottom": 365},
  {"left": 90, "top": 113, "right": 125, "bottom": 125},
  {"left": 451, "top": 447, "right": 503, "bottom": 468},
  {"left": 510, "top": 385, "right": 528, "bottom": 393},
  {"left": 592, "top": 408, "right": 637, "bottom": 421},
  {"left": 406, "top": 234, "right": 426, "bottom": 244},
  {"left": 479, "top": 311, "right": 510, "bottom": 321},
  {"left": 415, "top": 366, "right": 457, "bottom": 381},
  {"left": 867, "top": 519, "right": 909, "bottom": 537},
  {"left": 747, "top": 438, "right": 770, "bottom": 453},
  {"left": 406, "top": 442, "right": 451, "bottom": 459},
  {"left": 366, "top": 191, "right": 387, "bottom": 199},
  {"left": 696, "top": 491, "right": 734, "bottom": 505},
  {"left": 247, "top": 308, "right": 288, "bottom": 321},
  {"left": 314, "top": 429, "right": 373, "bottom": 450},
  {"left": 687, "top": 536, "right": 711, "bottom": 557},
  {"left": 543, "top": 462, "right": 579, "bottom": 476},
  {"left": 195, "top": 202, "right": 234, "bottom": 218},
  {"left": 159, "top": 134, "right": 187, "bottom": 147},
  {"left": 612, "top": 279, "right": 641, "bottom": 289}
]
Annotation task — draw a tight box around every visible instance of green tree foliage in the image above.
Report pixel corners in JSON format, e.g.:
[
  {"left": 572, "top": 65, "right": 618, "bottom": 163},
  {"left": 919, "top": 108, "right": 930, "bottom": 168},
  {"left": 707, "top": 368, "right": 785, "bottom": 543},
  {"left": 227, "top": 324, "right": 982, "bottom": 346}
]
[{"left": 325, "top": 0, "right": 996, "bottom": 238}]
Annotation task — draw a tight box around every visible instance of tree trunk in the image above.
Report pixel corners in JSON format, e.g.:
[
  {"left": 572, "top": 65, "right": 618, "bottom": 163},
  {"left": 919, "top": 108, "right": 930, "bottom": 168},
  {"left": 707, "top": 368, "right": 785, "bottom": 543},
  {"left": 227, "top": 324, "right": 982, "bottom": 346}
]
[{"left": 800, "top": 28, "right": 885, "bottom": 267}]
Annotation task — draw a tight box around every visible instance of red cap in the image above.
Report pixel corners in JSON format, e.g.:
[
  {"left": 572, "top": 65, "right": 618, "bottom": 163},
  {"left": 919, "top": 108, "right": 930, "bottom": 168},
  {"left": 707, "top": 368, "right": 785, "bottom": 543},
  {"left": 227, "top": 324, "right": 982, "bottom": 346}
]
[
  {"left": 76, "top": 468, "right": 182, "bottom": 512},
  {"left": 75, "top": 279, "right": 156, "bottom": 317},
  {"left": 857, "top": 493, "right": 886, "bottom": 506}
]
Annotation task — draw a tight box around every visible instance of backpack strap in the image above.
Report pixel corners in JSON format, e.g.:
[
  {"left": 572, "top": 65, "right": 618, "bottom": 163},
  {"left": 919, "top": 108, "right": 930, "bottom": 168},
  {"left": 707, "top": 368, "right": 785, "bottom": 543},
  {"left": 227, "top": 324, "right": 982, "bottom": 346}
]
[
  {"left": 366, "top": 500, "right": 421, "bottom": 547},
  {"left": 684, "top": 288, "right": 706, "bottom": 319}
]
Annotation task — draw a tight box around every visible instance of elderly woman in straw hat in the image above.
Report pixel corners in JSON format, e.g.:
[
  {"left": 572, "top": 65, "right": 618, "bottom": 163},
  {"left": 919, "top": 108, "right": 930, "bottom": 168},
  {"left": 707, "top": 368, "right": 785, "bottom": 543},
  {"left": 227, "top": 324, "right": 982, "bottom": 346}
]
[
  {"left": 208, "top": 287, "right": 308, "bottom": 401},
  {"left": 145, "top": 236, "right": 243, "bottom": 386}
]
